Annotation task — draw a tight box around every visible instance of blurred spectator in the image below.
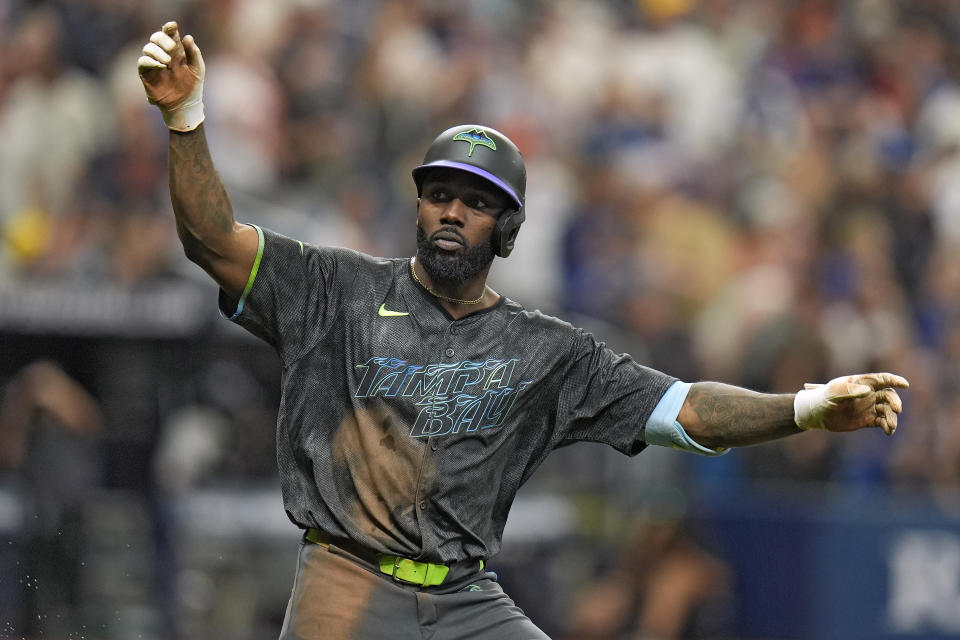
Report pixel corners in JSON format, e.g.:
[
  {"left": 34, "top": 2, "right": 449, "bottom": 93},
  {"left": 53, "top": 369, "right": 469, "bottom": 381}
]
[
  {"left": 0, "top": 6, "right": 113, "bottom": 275},
  {"left": 616, "top": 0, "right": 742, "bottom": 162},
  {"left": 563, "top": 503, "right": 732, "bottom": 640},
  {"left": 0, "top": 360, "right": 102, "bottom": 637},
  {"left": 0, "top": 360, "right": 101, "bottom": 470},
  {"left": 201, "top": 0, "right": 287, "bottom": 193}
]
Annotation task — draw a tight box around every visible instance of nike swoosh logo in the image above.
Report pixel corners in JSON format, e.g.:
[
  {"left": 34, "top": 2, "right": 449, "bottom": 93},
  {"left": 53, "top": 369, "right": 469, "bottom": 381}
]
[{"left": 378, "top": 303, "right": 409, "bottom": 317}]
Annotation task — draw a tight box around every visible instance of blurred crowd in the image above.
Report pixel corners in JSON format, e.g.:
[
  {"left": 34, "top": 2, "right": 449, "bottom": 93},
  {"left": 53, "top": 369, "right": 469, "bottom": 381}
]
[{"left": 5, "top": 0, "right": 960, "bottom": 637}]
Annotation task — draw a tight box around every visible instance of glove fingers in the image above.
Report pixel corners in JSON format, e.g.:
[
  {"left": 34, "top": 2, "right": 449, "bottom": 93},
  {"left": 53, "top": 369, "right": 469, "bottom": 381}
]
[
  {"left": 137, "top": 54, "right": 166, "bottom": 73},
  {"left": 162, "top": 21, "right": 181, "bottom": 44},
  {"left": 142, "top": 41, "right": 171, "bottom": 65},
  {"left": 149, "top": 30, "right": 177, "bottom": 54},
  {"left": 161, "top": 21, "right": 187, "bottom": 67},
  {"left": 182, "top": 34, "right": 205, "bottom": 73},
  {"left": 852, "top": 372, "right": 910, "bottom": 390},
  {"left": 827, "top": 381, "right": 872, "bottom": 400},
  {"left": 879, "top": 403, "right": 898, "bottom": 436},
  {"left": 877, "top": 387, "right": 903, "bottom": 413},
  {"left": 876, "top": 413, "right": 889, "bottom": 435}
]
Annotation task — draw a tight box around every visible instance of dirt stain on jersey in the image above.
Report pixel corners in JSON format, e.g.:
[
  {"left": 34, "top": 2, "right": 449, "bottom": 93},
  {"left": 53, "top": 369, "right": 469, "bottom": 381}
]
[{"left": 331, "top": 405, "right": 435, "bottom": 546}]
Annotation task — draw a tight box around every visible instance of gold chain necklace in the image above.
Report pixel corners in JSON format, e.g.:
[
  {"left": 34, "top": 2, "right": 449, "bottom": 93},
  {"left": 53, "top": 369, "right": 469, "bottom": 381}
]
[{"left": 410, "top": 258, "right": 486, "bottom": 305}]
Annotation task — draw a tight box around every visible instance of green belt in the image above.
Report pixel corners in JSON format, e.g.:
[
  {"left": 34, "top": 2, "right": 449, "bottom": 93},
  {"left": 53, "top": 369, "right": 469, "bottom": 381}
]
[{"left": 305, "top": 528, "right": 482, "bottom": 587}]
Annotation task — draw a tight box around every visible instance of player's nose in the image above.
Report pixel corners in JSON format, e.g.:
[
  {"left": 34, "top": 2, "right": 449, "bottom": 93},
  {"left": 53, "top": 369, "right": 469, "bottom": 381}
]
[{"left": 439, "top": 199, "right": 467, "bottom": 226}]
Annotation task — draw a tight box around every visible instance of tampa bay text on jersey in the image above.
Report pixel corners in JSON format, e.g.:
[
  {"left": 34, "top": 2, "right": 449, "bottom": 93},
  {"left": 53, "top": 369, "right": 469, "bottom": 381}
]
[{"left": 354, "top": 357, "right": 532, "bottom": 439}]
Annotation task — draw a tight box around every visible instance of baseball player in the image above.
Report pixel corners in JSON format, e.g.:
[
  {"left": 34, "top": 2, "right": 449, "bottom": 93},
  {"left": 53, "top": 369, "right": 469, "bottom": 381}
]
[{"left": 138, "top": 22, "right": 909, "bottom": 639}]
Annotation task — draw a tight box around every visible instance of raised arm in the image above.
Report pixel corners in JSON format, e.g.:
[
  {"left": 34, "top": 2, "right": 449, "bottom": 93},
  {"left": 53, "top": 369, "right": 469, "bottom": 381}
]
[
  {"left": 138, "top": 21, "right": 257, "bottom": 298},
  {"left": 678, "top": 373, "right": 909, "bottom": 449}
]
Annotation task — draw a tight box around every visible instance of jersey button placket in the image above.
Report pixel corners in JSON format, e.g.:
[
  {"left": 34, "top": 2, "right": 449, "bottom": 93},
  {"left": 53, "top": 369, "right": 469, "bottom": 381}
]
[
  {"left": 428, "top": 331, "right": 450, "bottom": 516},
  {"left": 444, "top": 324, "right": 457, "bottom": 358}
]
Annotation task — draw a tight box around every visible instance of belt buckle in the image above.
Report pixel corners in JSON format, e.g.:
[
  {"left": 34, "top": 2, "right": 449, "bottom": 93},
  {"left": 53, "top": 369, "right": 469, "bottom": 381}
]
[
  {"left": 389, "top": 556, "right": 426, "bottom": 585},
  {"left": 390, "top": 555, "right": 406, "bottom": 582},
  {"left": 380, "top": 554, "right": 450, "bottom": 586}
]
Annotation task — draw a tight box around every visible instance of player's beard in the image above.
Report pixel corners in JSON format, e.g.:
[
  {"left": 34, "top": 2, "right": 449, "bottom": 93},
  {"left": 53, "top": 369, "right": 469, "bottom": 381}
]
[{"left": 416, "top": 225, "right": 495, "bottom": 287}]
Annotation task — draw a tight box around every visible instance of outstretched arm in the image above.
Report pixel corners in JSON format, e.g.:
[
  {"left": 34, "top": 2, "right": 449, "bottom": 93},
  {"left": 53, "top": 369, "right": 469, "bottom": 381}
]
[
  {"left": 677, "top": 383, "right": 797, "bottom": 448},
  {"left": 138, "top": 21, "right": 257, "bottom": 298},
  {"left": 677, "top": 373, "right": 909, "bottom": 449}
]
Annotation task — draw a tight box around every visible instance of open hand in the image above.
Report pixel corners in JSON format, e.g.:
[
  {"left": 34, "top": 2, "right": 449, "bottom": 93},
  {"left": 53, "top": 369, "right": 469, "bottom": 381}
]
[{"left": 794, "top": 372, "right": 910, "bottom": 436}]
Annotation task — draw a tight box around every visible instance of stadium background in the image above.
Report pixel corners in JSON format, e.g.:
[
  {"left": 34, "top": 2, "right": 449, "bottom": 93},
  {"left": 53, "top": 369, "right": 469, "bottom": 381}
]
[{"left": 2, "top": 0, "right": 960, "bottom": 638}]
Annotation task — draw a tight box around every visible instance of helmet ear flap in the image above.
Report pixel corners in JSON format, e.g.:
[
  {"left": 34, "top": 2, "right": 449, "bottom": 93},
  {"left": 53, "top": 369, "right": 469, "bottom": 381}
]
[{"left": 492, "top": 207, "right": 525, "bottom": 257}]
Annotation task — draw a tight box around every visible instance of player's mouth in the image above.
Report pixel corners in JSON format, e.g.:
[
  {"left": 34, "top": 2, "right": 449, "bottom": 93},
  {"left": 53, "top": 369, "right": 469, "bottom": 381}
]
[{"left": 430, "top": 229, "right": 465, "bottom": 251}]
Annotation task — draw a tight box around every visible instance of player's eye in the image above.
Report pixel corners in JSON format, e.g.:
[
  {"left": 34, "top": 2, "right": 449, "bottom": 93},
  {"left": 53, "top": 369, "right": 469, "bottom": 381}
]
[
  {"left": 426, "top": 188, "right": 449, "bottom": 202},
  {"left": 472, "top": 196, "right": 507, "bottom": 214}
]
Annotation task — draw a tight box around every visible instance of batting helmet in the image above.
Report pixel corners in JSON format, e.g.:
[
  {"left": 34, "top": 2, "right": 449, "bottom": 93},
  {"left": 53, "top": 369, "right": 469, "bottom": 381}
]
[{"left": 412, "top": 124, "right": 526, "bottom": 257}]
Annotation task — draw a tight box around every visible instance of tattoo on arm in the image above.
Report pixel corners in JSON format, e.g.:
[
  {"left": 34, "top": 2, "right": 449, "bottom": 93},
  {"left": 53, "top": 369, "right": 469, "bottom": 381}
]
[
  {"left": 681, "top": 382, "right": 800, "bottom": 448},
  {"left": 168, "top": 125, "right": 235, "bottom": 257}
]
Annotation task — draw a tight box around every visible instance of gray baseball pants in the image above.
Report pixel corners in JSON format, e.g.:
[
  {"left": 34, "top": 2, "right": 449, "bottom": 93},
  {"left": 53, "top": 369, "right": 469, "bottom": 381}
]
[{"left": 278, "top": 537, "right": 550, "bottom": 639}]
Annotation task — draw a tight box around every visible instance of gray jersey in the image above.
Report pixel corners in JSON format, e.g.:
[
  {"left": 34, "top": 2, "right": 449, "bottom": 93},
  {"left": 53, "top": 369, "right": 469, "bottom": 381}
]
[{"left": 221, "top": 227, "right": 676, "bottom": 564}]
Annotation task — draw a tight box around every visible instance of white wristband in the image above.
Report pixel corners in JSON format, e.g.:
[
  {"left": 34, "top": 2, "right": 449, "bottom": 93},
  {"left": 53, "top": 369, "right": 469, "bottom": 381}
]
[
  {"left": 794, "top": 385, "right": 829, "bottom": 431},
  {"left": 161, "top": 98, "right": 205, "bottom": 132}
]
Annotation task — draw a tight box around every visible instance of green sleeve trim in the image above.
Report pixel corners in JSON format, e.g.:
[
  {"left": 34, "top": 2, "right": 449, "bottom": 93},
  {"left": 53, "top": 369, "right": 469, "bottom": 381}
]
[
  {"left": 241, "top": 225, "right": 265, "bottom": 300},
  {"left": 230, "top": 224, "right": 264, "bottom": 319}
]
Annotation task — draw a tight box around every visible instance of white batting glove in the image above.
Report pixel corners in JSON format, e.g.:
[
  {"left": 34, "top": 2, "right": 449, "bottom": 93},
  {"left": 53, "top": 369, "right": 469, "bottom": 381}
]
[
  {"left": 794, "top": 372, "right": 909, "bottom": 436},
  {"left": 137, "top": 21, "right": 205, "bottom": 132}
]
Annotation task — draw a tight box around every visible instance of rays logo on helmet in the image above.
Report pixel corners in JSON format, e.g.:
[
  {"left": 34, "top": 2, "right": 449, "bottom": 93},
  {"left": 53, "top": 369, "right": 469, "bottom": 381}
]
[{"left": 452, "top": 128, "right": 497, "bottom": 157}]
